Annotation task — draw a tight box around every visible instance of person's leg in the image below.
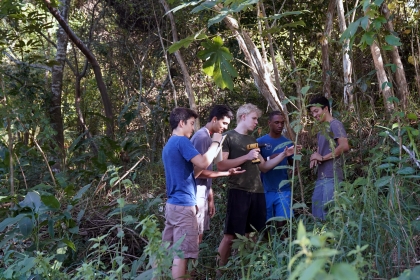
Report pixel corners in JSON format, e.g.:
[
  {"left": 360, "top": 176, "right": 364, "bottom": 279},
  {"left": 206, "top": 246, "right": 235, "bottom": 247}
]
[
  {"left": 265, "top": 192, "right": 275, "bottom": 221},
  {"left": 217, "top": 189, "right": 250, "bottom": 267},
  {"left": 196, "top": 185, "right": 207, "bottom": 243},
  {"left": 169, "top": 205, "right": 199, "bottom": 278},
  {"left": 321, "top": 178, "right": 336, "bottom": 218},
  {"left": 273, "top": 190, "right": 292, "bottom": 238},
  {"left": 172, "top": 258, "right": 189, "bottom": 280},
  {"left": 246, "top": 192, "right": 267, "bottom": 234},
  {"left": 312, "top": 179, "right": 325, "bottom": 219},
  {"left": 217, "top": 233, "right": 235, "bottom": 266}
]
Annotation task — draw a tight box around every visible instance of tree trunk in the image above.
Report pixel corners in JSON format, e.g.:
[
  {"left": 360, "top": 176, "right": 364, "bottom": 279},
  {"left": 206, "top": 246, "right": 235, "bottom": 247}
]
[
  {"left": 411, "top": 27, "right": 420, "bottom": 95},
  {"left": 289, "top": 30, "right": 303, "bottom": 110},
  {"left": 50, "top": 0, "right": 69, "bottom": 159},
  {"left": 370, "top": 41, "right": 394, "bottom": 113},
  {"left": 381, "top": 3, "right": 409, "bottom": 111},
  {"left": 160, "top": 0, "right": 200, "bottom": 130},
  {"left": 221, "top": 10, "right": 296, "bottom": 139},
  {"left": 43, "top": 0, "right": 114, "bottom": 137},
  {"left": 336, "top": 0, "right": 354, "bottom": 109},
  {"left": 321, "top": 0, "right": 335, "bottom": 99}
]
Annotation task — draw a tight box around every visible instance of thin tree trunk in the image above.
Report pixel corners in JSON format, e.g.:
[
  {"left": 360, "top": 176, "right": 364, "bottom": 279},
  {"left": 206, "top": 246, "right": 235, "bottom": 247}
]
[
  {"left": 321, "top": 0, "right": 336, "bottom": 99},
  {"left": 50, "top": 0, "right": 69, "bottom": 160},
  {"left": 381, "top": 3, "right": 409, "bottom": 111},
  {"left": 289, "top": 30, "right": 303, "bottom": 110},
  {"left": 336, "top": 0, "right": 354, "bottom": 109},
  {"left": 43, "top": 0, "right": 114, "bottom": 137},
  {"left": 371, "top": 41, "right": 394, "bottom": 113},
  {"left": 411, "top": 26, "right": 420, "bottom": 95},
  {"left": 160, "top": 0, "right": 200, "bottom": 129}
]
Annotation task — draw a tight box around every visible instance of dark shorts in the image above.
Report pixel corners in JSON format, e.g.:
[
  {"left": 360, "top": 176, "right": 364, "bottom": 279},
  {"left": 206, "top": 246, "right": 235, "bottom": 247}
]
[
  {"left": 196, "top": 185, "right": 210, "bottom": 234},
  {"left": 162, "top": 203, "right": 199, "bottom": 259},
  {"left": 224, "top": 189, "right": 266, "bottom": 235}
]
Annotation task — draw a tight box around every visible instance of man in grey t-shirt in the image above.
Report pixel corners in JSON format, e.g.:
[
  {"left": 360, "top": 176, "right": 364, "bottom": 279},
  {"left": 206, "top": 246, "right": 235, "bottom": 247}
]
[{"left": 308, "top": 96, "right": 349, "bottom": 220}]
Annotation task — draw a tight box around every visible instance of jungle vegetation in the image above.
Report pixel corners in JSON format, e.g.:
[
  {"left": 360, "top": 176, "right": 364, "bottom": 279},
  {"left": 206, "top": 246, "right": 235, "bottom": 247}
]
[{"left": 0, "top": 0, "right": 420, "bottom": 279}]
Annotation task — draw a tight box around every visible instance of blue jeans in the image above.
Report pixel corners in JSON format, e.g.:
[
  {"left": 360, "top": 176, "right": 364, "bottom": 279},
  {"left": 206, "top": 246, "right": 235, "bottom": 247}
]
[{"left": 312, "top": 178, "right": 338, "bottom": 220}]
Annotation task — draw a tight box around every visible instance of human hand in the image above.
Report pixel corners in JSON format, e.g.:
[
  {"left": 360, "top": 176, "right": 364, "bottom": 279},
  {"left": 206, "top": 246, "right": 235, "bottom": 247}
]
[
  {"left": 228, "top": 167, "right": 246, "bottom": 175},
  {"left": 309, "top": 152, "right": 322, "bottom": 168},
  {"left": 211, "top": 133, "right": 223, "bottom": 143},
  {"left": 246, "top": 148, "right": 260, "bottom": 161},
  {"left": 283, "top": 145, "right": 300, "bottom": 157},
  {"left": 208, "top": 200, "right": 215, "bottom": 218}
]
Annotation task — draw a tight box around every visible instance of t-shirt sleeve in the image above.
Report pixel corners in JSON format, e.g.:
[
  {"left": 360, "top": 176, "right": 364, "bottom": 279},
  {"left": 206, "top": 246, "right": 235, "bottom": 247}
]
[
  {"left": 331, "top": 120, "right": 347, "bottom": 139},
  {"left": 191, "top": 130, "right": 210, "bottom": 155},
  {"left": 222, "top": 132, "right": 231, "bottom": 153},
  {"left": 179, "top": 137, "right": 200, "bottom": 161}
]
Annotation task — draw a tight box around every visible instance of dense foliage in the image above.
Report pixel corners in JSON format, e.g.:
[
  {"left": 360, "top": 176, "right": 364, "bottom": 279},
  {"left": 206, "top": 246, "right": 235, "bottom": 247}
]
[{"left": 0, "top": 0, "right": 419, "bottom": 279}]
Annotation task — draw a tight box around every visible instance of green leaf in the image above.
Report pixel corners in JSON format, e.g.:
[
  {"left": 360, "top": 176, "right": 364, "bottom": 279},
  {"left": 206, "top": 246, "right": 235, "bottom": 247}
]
[
  {"left": 385, "top": 63, "right": 397, "bottom": 73},
  {"left": 166, "top": 1, "right": 200, "bottom": 15},
  {"left": 397, "top": 167, "right": 415, "bottom": 175},
  {"left": 41, "top": 195, "right": 60, "bottom": 209},
  {"left": 407, "top": 113, "right": 418, "bottom": 120},
  {"left": 377, "top": 163, "right": 395, "bottom": 169},
  {"left": 312, "top": 248, "right": 340, "bottom": 258},
  {"left": 19, "top": 192, "right": 42, "bottom": 211},
  {"left": 292, "top": 202, "right": 308, "bottom": 209},
  {"left": 361, "top": 31, "right": 375, "bottom": 46},
  {"left": 208, "top": 10, "right": 229, "bottom": 27},
  {"left": 73, "top": 184, "right": 91, "bottom": 200},
  {"left": 360, "top": 16, "right": 369, "bottom": 30},
  {"left": 374, "top": 176, "right": 391, "bottom": 188},
  {"left": 269, "top": 10, "right": 306, "bottom": 20},
  {"left": 353, "top": 177, "right": 368, "bottom": 186},
  {"left": 18, "top": 216, "right": 34, "bottom": 237},
  {"left": 280, "top": 20, "right": 306, "bottom": 28},
  {"left": 300, "top": 259, "right": 325, "bottom": 280},
  {"left": 62, "top": 237, "right": 76, "bottom": 251},
  {"left": 191, "top": 0, "right": 217, "bottom": 13},
  {"left": 168, "top": 36, "right": 194, "bottom": 54},
  {"left": 301, "top": 86, "right": 310, "bottom": 95},
  {"left": 330, "top": 263, "right": 359, "bottom": 280},
  {"left": 297, "top": 220, "right": 306, "bottom": 240},
  {"left": 340, "top": 19, "right": 361, "bottom": 41},
  {"left": 0, "top": 214, "right": 26, "bottom": 231},
  {"left": 197, "top": 36, "right": 238, "bottom": 90}
]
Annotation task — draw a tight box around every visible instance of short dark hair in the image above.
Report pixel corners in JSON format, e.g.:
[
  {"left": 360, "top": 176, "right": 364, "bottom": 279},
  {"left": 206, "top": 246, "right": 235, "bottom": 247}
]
[
  {"left": 268, "top": 110, "right": 284, "bottom": 121},
  {"left": 169, "top": 107, "right": 198, "bottom": 131},
  {"left": 207, "top": 105, "right": 234, "bottom": 122},
  {"left": 308, "top": 96, "right": 330, "bottom": 113}
]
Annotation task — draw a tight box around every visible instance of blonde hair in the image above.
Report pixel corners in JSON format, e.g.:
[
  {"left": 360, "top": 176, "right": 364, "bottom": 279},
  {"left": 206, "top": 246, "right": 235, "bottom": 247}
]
[{"left": 236, "top": 103, "right": 262, "bottom": 123}]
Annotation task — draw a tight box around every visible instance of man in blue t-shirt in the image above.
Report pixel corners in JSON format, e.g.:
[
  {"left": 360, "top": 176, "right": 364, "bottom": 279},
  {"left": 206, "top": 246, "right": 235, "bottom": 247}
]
[
  {"left": 308, "top": 96, "right": 349, "bottom": 220},
  {"left": 161, "top": 107, "right": 222, "bottom": 280},
  {"left": 257, "top": 111, "right": 294, "bottom": 232}
]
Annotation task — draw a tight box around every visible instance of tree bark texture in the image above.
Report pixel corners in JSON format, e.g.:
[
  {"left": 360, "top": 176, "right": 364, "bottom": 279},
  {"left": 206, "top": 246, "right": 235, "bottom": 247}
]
[
  {"left": 381, "top": 3, "right": 409, "bottom": 111},
  {"left": 50, "top": 0, "right": 69, "bottom": 156},
  {"left": 321, "top": 0, "right": 335, "bottom": 99},
  {"left": 411, "top": 28, "right": 420, "bottom": 96},
  {"left": 43, "top": 0, "right": 114, "bottom": 137},
  {"left": 221, "top": 10, "right": 296, "bottom": 139},
  {"left": 336, "top": 0, "right": 354, "bottom": 109},
  {"left": 370, "top": 41, "right": 394, "bottom": 113},
  {"left": 160, "top": 0, "right": 200, "bottom": 130}
]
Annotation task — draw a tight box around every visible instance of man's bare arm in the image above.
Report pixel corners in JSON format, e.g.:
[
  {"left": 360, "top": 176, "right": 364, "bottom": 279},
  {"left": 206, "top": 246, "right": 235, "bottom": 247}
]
[{"left": 216, "top": 149, "right": 259, "bottom": 171}]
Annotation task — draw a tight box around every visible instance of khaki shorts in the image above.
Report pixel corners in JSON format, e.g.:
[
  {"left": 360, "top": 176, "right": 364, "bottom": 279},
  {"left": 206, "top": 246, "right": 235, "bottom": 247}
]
[
  {"left": 162, "top": 203, "right": 199, "bottom": 259},
  {"left": 196, "top": 185, "right": 210, "bottom": 234}
]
